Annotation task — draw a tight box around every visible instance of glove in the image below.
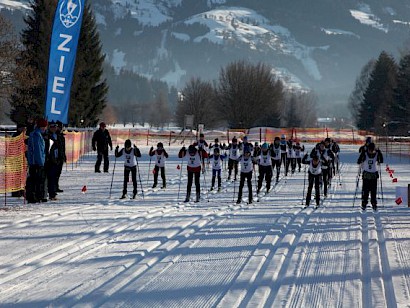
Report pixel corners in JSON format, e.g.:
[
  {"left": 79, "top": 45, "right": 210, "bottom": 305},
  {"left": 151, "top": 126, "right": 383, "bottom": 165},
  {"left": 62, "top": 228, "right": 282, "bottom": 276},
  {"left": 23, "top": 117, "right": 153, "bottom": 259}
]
[
  {"left": 150, "top": 146, "right": 154, "bottom": 151},
  {"left": 110, "top": 146, "right": 113, "bottom": 151},
  {"left": 92, "top": 146, "right": 96, "bottom": 151},
  {"left": 116, "top": 145, "right": 119, "bottom": 150},
  {"left": 181, "top": 146, "right": 186, "bottom": 151}
]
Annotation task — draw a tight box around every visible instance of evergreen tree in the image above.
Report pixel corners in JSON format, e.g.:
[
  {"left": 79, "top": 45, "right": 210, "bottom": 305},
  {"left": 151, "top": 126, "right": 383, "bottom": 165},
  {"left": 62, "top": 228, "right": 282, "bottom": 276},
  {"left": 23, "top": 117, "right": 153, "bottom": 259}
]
[
  {"left": 357, "top": 51, "right": 397, "bottom": 134},
  {"left": 9, "top": 0, "right": 53, "bottom": 123},
  {"left": 348, "top": 59, "right": 376, "bottom": 127},
  {"left": 393, "top": 53, "right": 410, "bottom": 135},
  {"left": 68, "top": 4, "right": 108, "bottom": 127},
  {"left": 9, "top": 0, "right": 107, "bottom": 126}
]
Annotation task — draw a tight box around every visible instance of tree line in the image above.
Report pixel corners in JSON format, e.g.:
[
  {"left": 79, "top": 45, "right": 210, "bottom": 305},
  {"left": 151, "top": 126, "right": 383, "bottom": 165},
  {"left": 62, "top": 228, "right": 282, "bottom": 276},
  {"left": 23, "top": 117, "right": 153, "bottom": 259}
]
[{"left": 349, "top": 50, "right": 410, "bottom": 136}]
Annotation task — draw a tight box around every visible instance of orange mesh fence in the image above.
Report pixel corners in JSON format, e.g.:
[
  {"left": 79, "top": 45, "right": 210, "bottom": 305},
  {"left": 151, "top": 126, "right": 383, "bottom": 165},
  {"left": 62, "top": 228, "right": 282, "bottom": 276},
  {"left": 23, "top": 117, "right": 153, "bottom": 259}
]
[
  {"left": 106, "top": 127, "right": 371, "bottom": 146},
  {"left": 0, "top": 133, "right": 27, "bottom": 194},
  {"left": 64, "top": 130, "right": 93, "bottom": 164}
]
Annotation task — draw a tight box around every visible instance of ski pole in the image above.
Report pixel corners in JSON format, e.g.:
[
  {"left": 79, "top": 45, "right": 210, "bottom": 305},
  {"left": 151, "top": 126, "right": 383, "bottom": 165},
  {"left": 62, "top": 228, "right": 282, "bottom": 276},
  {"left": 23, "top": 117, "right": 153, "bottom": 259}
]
[
  {"left": 233, "top": 174, "right": 236, "bottom": 202},
  {"left": 352, "top": 165, "right": 362, "bottom": 208},
  {"left": 378, "top": 163, "right": 384, "bottom": 208},
  {"left": 198, "top": 149, "right": 208, "bottom": 201},
  {"left": 177, "top": 158, "right": 184, "bottom": 202},
  {"left": 147, "top": 154, "right": 152, "bottom": 186},
  {"left": 109, "top": 151, "right": 117, "bottom": 198},
  {"left": 135, "top": 155, "right": 144, "bottom": 200},
  {"left": 302, "top": 165, "right": 307, "bottom": 205}
]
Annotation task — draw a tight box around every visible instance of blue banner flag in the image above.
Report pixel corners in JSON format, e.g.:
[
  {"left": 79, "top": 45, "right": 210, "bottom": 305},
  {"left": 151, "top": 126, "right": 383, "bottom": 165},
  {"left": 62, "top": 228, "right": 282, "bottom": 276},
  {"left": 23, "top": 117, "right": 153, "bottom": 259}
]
[{"left": 45, "top": 0, "right": 85, "bottom": 124}]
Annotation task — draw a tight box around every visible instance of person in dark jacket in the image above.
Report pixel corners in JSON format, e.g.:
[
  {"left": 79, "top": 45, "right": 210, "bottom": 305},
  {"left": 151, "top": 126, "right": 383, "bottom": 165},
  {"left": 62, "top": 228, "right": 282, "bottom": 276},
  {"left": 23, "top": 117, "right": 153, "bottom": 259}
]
[
  {"left": 55, "top": 120, "right": 66, "bottom": 192},
  {"left": 45, "top": 122, "right": 62, "bottom": 201},
  {"left": 92, "top": 122, "right": 113, "bottom": 173},
  {"left": 26, "top": 119, "right": 48, "bottom": 203},
  {"left": 357, "top": 142, "right": 383, "bottom": 212},
  {"left": 302, "top": 153, "right": 323, "bottom": 208}
]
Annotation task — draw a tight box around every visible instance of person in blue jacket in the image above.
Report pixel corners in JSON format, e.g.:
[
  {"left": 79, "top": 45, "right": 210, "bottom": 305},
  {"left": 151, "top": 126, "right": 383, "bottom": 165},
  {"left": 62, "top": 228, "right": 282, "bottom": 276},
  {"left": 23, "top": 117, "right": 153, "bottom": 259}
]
[{"left": 26, "top": 118, "right": 48, "bottom": 203}]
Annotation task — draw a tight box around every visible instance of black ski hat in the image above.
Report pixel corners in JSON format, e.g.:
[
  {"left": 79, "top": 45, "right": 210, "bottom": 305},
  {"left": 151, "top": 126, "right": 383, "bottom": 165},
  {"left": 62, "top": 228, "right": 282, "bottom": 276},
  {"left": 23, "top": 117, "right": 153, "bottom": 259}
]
[
  {"left": 125, "top": 139, "right": 132, "bottom": 148},
  {"left": 157, "top": 142, "right": 163, "bottom": 148},
  {"left": 368, "top": 142, "right": 376, "bottom": 151},
  {"left": 188, "top": 145, "right": 196, "bottom": 153}
]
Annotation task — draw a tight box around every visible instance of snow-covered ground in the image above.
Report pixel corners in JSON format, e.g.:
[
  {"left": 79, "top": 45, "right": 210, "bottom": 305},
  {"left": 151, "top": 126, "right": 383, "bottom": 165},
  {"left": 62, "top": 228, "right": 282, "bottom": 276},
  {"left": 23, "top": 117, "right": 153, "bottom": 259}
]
[{"left": 1, "top": 144, "right": 409, "bottom": 307}]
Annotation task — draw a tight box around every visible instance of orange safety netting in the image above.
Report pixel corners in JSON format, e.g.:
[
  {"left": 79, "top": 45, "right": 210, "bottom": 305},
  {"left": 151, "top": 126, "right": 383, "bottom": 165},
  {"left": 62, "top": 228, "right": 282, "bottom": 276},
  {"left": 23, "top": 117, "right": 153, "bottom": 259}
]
[
  {"left": 64, "top": 130, "right": 92, "bottom": 164},
  {"left": 0, "top": 133, "right": 27, "bottom": 194}
]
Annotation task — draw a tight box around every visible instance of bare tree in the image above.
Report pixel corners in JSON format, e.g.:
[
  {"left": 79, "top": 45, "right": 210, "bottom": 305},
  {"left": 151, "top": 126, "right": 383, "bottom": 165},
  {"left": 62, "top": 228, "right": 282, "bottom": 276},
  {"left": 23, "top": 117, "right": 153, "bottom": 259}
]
[
  {"left": 215, "top": 61, "right": 283, "bottom": 128},
  {"left": 0, "top": 15, "right": 19, "bottom": 123},
  {"left": 176, "top": 77, "right": 218, "bottom": 129},
  {"left": 282, "top": 91, "right": 318, "bottom": 128},
  {"left": 148, "top": 91, "right": 171, "bottom": 128}
]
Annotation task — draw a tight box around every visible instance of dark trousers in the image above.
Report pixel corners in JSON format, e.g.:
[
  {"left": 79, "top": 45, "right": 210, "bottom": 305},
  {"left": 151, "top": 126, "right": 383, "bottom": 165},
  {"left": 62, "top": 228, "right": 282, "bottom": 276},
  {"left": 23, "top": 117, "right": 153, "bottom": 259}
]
[
  {"left": 286, "top": 157, "right": 296, "bottom": 174},
  {"left": 26, "top": 165, "right": 46, "bottom": 202},
  {"left": 238, "top": 171, "right": 253, "bottom": 201},
  {"left": 306, "top": 172, "right": 321, "bottom": 206},
  {"left": 153, "top": 166, "right": 166, "bottom": 187},
  {"left": 47, "top": 163, "right": 59, "bottom": 198},
  {"left": 187, "top": 171, "right": 200, "bottom": 195},
  {"left": 228, "top": 159, "right": 238, "bottom": 179},
  {"left": 123, "top": 166, "right": 138, "bottom": 195},
  {"left": 56, "top": 162, "right": 64, "bottom": 189},
  {"left": 272, "top": 160, "right": 281, "bottom": 181},
  {"left": 322, "top": 168, "right": 329, "bottom": 196},
  {"left": 211, "top": 169, "right": 222, "bottom": 188},
  {"left": 95, "top": 150, "right": 109, "bottom": 172},
  {"left": 258, "top": 165, "right": 273, "bottom": 192},
  {"left": 296, "top": 158, "right": 302, "bottom": 171},
  {"left": 362, "top": 178, "right": 377, "bottom": 209}
]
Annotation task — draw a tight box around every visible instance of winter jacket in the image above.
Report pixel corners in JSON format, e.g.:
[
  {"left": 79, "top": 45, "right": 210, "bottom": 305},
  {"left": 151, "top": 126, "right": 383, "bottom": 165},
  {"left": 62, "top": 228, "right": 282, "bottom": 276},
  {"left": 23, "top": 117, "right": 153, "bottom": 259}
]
[
  {"left": 92, "top": 128, "right": 113, "bottom": 152},
  {"left": 27, "top": 128, "right": 46, "bottom": 166}
]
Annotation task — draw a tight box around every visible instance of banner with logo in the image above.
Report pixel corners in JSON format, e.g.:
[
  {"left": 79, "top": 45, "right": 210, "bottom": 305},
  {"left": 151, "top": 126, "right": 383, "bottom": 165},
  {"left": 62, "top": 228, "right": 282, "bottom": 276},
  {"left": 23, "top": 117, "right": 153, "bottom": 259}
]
[{"left": 45, "top": 0, "right": 85, "bottom": 124}]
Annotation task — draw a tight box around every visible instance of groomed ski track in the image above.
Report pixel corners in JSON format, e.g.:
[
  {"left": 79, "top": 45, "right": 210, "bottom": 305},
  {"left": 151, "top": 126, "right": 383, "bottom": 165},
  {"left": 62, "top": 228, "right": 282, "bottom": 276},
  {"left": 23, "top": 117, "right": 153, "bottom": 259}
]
[{"left": 0, "top": 145, "right": 409, "bottom": 307}]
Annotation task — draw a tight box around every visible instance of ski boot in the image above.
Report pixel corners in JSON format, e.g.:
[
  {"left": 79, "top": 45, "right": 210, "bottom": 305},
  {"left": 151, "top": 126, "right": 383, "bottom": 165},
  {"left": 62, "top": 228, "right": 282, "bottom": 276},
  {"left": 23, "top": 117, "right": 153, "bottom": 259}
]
[{"left": 120, "top": 194, "right": 127, "bottom": 199}]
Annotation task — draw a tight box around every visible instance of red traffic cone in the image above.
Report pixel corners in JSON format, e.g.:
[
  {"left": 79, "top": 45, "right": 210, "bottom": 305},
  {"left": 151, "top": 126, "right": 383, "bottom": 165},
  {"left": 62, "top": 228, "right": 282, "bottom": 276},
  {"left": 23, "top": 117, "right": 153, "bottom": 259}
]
[
  {"left": 177, "top": 165, "right": 180, "bottom": 170},
  {"left": 385, "top": 166, "right": 390, "bottom": 172},
  {"left": 390, "top": 173, "right": 394, "bottom": 178},
  {"left": 395, "top": 197, "right": 403, "bottom": 205},
  {"left": 392, "top": 178, "right": 398, "bottom": 183},
  {"left": 82, "top": 185, "right": 87, "bottom": 193},
  {"left": 389, "top": 169, "right": 395, "bottom": 173}
]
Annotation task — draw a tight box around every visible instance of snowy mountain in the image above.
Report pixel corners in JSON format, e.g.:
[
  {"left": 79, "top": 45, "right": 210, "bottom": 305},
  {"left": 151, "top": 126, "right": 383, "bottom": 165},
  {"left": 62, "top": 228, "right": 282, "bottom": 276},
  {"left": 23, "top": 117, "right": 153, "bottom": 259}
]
[{"left": 2, "top": 0, "right": 410, "bottom": 105}]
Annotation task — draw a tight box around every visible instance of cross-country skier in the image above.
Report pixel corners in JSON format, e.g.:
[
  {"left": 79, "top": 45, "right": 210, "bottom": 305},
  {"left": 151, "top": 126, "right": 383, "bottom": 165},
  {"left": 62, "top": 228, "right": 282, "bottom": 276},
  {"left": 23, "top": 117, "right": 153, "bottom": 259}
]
[
  {"left": 179, "top": 145, "right": 208, "bottom": 202},
  {"left": 149, "top": 142, "right": 168, "bottom": 189},
  {"left": 193, "top": 133, "right": 209, "bottom": 172},
  {"left": 115, "top": 139, "right": 142, "bottom": 199},
  {"left": 310, "top": 141, "right": 335, "bottom": 197},
  {"left": 302, "top": 153, "right": 322, "bottom": 208},
  {"left": 280, "top": 134, "right": 288, "bottom": 175},
  {"left": 208, "top": 148, "right": 226, "bottom": 191},
  {"left": 286, "top": 139, "right": 296, "bottom": 174},
  {"left": 227, "top": 137, "right": 240, "bottom": 181},
  {"left": 253, "top": 142, "right": 261, "bottom": 157},
  {"left": 240, "top": 135, "right": 254, "bottom": 155},
  {"left": 293, "top": 141, "right": 305, "bottom": 172},
  {"left": 271, "top": 137, "right": 282, "bottom": 183},
  {"left": 331, "top": 139, "right": 340, "bottom": 174},
  {"left": 359, "top": 137, "right": 372, "bottom": 154},
  {"left": 236, "top": 148, "right": 255, "bottom": 204},
  {"left": 357, "top": 142, "right": 383, "bottom": 212},
  {"left": 256, "top": 143, "right": 273, "bottom": 194}
]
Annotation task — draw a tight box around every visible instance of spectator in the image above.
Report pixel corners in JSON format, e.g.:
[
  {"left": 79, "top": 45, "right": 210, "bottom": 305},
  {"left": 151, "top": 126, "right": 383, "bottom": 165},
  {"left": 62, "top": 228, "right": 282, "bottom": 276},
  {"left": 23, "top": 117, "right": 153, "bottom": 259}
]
[
  {"left": 26, "top": 119, "right": 48, "bottom": 203},
  {"left": 92, "top": 122, "right": 112, "bottom": 173}
]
